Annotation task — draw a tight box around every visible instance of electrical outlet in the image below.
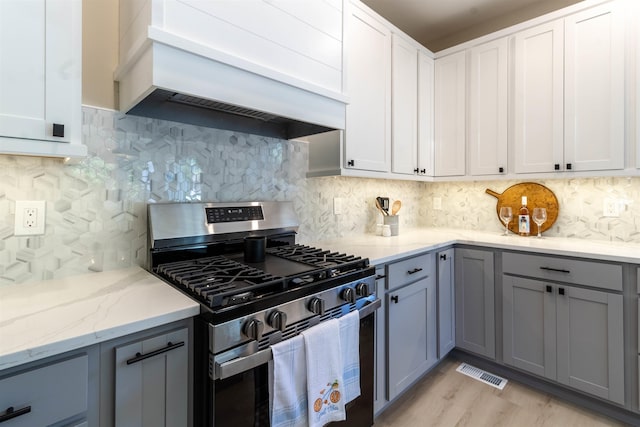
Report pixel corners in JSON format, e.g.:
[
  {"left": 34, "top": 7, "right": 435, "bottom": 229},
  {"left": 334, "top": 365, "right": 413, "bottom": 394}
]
[
  {"left": 603, "top": 198, "right": 619, "bottom": 217},
  {"left": 333, "top": 197, "right": 344, "bottom": 215},
  {"left": 433, "top": 197, "right": 442, "bottom": 210},
  {"left": 15, "top": 201, "right": 46, "bottom": 236}
]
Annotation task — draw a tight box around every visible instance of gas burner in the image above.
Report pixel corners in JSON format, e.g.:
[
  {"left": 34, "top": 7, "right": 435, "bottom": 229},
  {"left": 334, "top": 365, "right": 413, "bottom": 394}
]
[{"left": 156, "top": 255, "right": 286, "bottom": 308}]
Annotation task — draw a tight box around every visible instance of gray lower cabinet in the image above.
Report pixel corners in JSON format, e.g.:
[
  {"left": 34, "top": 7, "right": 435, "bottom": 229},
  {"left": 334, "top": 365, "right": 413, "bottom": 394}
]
[
  {"left": 437, "top": 248, "right": 455, "bottom": 358},
  {"left": 503, "top": 274, "right": 624, "bottom": 405},
  {"left": 387, "top": 275, "right": 437, "bottom": 401},
  {"left": 373, "top": 266, "right": 388, "bottom": 414},
  {"left": 0, "top": 354, "right": 89, "bottom": 427},
  {"left": 455, "top": 248, "right": 495, "bottom": 359},
  {"left": 114, "top": 327, "right": 189, "bottom": 427}
]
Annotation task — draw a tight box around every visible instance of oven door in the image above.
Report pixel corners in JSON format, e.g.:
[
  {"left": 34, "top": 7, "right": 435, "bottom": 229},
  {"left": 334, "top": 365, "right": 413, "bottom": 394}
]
[{"left": 196, "top": 301, "right": 379, "bottom": 427}]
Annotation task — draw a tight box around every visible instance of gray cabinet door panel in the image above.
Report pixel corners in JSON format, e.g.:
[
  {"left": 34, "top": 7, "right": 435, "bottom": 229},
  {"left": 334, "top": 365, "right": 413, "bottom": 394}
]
[
  {"left": 455, "top": 248, "right": 495, "bottom": 359},
  {"left": 115, "top": 328, "right": 189, "bottom": 427},
  {"left": 503, "top": 276, "right": 556, "bottom": 380},
  {"left": 387, "top": 276, "right": 437, "bottom": 401},
  {"left": 556, "top": 287, "right": 624, "bottom": 405},
  {"left": 437, "top": 248, "right": 455, "bottom": 358}
]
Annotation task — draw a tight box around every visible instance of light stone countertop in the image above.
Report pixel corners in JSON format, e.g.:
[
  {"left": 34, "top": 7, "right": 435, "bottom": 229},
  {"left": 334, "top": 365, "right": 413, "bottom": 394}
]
[
  {"left": 0, "top": 266, "right": 199, "bottom": 371},
  {"left": 3, "top": 229, "right": 638, "bottom": 372},
  {"left": 311, "top": 228, "right": 640, "bottom": 266}
]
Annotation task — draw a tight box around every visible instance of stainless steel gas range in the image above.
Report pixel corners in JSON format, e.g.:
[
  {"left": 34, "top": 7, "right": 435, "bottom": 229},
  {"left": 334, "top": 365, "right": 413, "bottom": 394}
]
[{"left": 147, "top": 201, "right": 380, "bottom": 427}]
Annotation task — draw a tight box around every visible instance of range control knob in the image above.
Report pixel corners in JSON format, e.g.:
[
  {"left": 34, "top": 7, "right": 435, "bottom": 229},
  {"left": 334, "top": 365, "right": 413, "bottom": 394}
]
[
  {"left": 267, "top": 310, "right": 288, "bottom": 332},
  {"left": 308, "top": 297, "right": 325, "bottom": 315},
  {"left": 341, "top": 287, "right": 356, "bottom": 304},
  {"left": 242, "top": 318, "right": 264, "bottom": 340},
  {"left": 355, "top": 282, "right": 370, "bottom": 297}
]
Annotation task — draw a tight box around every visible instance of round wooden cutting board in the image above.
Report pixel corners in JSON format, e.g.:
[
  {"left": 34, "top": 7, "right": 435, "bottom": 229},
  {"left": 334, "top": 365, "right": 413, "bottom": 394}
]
[{"left": 485, "top": 182, "right": 559, "bottom": 235}]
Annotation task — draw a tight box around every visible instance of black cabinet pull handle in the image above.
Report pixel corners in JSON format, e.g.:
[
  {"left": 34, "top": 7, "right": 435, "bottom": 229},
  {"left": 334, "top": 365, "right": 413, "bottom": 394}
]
[
  {"left": 566, "top": 163, "right": 572, "bottom": 170},
  {"left": 52, "top": 123, "right": 65, "bottom": 138},
  {"left": 375, "top": 274, "right": 387, "bottom": 280},
  {"left": 440, "top": 254, "right": 447, "bottom": 260},
  {"left": 413, "top": 168, "right": 419, "bottom": 173},
  {"left": 347, "top": 160, "right": 355, "bottom": 167},
  {"left": 540, "top": 266, "right": 571, "bottom": 274},
  {"left": 558, "top": 288, "right": 565, "bottom": 296},
  {"left": 499, "top": 167, "right": 504, "bottom": 173},
  {"left": 554, "top": 164, "right": 560, "bottom": 170},
  {"left": 407, "top": 268, "right": 423, "bottom": 275},
  {"left": 0, "top": 406, "right": 31, "bottom": 423},
  {"left": 126, "top": 341, "right": 185, "bottom": 365},
  {"left": 420, "top": 169, "right": 426, "bottom": 174},
  {"left": 546, "top": 285, "right": 552, "bottom": 293},
  {"left": 391, "top": 295, "right": 399, "bottom": 304}
]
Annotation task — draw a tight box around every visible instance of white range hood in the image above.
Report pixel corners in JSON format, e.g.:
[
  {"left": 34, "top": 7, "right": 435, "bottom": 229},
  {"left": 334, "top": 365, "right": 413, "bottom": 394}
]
[{"left": 114, "top": 1, "right": 347, "bottom": 140}]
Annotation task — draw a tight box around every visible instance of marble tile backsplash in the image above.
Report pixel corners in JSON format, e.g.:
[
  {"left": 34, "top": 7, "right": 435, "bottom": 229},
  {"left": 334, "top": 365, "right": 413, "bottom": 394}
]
[{"left": 0, "top": 106, "right": 638, "bottom": 284}]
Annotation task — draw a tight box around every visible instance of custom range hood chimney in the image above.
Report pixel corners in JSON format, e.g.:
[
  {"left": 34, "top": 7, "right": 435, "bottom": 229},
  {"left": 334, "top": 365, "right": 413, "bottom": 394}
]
[{"left": 115, "top": 19, "right": 347, "bottom": 140}]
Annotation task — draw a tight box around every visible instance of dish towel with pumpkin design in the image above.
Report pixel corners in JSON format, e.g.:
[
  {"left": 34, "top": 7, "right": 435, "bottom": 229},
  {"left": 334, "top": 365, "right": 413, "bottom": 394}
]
[
  {"left": 269, "top": 335, "right": 308, "bottom": 427},
  {"left": 339, "top": 310, "right": 361, "bottom": 403},
  {"left": 301, "top": 318, "right": 346, "bottom": 427}
]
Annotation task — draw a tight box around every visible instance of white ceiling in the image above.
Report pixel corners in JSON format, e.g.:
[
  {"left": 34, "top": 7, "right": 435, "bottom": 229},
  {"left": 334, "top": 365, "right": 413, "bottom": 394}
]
[{"left": 361, "top": 0, "right": 583, "bottom": 52}]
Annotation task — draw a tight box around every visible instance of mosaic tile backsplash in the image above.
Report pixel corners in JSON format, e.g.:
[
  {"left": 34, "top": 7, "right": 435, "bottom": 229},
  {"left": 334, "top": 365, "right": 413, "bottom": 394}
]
[{"left": 0, "top": 106, "right": 639, "bottom": 284}]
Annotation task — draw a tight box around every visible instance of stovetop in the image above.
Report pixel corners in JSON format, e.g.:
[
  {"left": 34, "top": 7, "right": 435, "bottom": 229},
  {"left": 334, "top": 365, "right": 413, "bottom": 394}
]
[{"left": 155, "top": 244, "right": 371, "bottom": 312}]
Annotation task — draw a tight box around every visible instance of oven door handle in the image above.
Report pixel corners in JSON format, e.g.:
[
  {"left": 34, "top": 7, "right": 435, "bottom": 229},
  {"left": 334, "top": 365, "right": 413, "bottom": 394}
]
[{"left": 214, "top": 299, "right": 381, "bottom": 380}]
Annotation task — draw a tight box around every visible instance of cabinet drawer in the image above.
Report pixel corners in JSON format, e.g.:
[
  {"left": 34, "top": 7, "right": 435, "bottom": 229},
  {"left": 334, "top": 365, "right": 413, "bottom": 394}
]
[
  {"left": 502, "top": 252, "right": 622, "bottom": 291},
  {"left": 387, "top": 253, "right": 433, "bottom": 290},
  {"left": 0, "top": 355, "right": 88, "bottom": 427}
]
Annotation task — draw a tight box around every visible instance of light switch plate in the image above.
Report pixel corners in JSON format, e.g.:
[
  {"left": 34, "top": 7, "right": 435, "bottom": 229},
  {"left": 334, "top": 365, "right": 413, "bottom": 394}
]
[{"left": 15, "top": 200, "right": 46, "bottom": 235}]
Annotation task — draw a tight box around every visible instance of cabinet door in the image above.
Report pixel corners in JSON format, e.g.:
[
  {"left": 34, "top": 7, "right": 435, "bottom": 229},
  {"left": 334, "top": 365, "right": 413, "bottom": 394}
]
[
  {"left": 502, "top": 276, "right": 556, "bottom": 380},
  {"left": 455, "top": 248, "right": 495, "bottom": 359},
  {"left": 387, "top": 276, "right": 437, "bottom": 401},
  {"left": 417, "top": 50, "right": 434, "bottom": 176},
  {"left": 513, "top": 20, "right": 564, "bottom": 173},
  {"left": 115, "top": 328, "right": 189, "bottom": 427},
  {"left": 434, "top": 51, "right": 466, "bottom": 176},
  {"left": 343, "top": 3, "right": 391, "bottom": 172},
  {"left": 373, "top": 266, "right": 387, "bottom": 414},
  {"left": 391, "top": 34, "right": 418, "bottom": 175},
  {"left": 564, "top": 3, "right": 624, "bottom": 172},
  {"left": 468, "top": 37, "right": 508, "bottom": 176},
  {"left": 0, "top": 0, "right": 80, "bottom": 145},
  {"left": 556, "top": 286, "right": 624, "bottom": 405},
  {"left": 437, "top": 249, "right": 455, "bottom": 358}
]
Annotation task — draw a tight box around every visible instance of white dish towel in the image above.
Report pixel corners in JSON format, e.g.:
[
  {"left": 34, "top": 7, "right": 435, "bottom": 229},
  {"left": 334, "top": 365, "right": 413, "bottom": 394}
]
[
  {"left": 339, "top": 310, "right": 361, "bottom": 403},
  {"left": 302, "top": 318, "right": 346, "bottom": 427},
  {"left": 269, "top": 335, "right": 308, "bottom": 427}
]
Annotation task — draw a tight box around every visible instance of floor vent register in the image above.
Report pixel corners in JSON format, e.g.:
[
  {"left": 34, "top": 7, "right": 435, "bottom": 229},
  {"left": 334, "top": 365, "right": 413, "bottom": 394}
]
[{"left": 456, "top": 363, "right": 508, "bottom": 390}]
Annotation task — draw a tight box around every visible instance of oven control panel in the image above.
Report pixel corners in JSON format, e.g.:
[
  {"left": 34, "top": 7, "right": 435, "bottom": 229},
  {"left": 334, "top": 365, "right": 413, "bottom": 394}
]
[{"left": 205, "top": 206, "right": 264, "bottom": 223}]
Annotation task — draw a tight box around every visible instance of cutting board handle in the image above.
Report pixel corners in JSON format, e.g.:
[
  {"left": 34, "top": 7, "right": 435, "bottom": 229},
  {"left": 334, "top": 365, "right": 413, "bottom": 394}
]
[{"left": 485, "top": 189, "right": 501, "bottom": 199}]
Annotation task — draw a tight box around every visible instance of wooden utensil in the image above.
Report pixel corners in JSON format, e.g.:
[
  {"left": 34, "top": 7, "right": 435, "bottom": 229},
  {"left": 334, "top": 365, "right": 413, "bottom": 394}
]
[
  {"left": 375, "top": 198, "right": 388, "bottom": 216},
  {"left": 391, "top": 200, "right": 401, "bottom": 215},
  {"left": 486, "top": 182, "right": 559, "bottom": 235}
]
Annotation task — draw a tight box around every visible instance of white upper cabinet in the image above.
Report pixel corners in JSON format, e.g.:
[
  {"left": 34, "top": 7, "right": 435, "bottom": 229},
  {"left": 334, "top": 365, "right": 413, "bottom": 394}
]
[
  {"left": 564, "top": 2, "right": 625, "bottom": 172},
  {"left": 514, "top": 2, "right": 625, "bottom": 174},
  {"left": 391, "top": 33, "right": 419, "bottom": 176},
  {"left": 0, "top": 0, "right": 85, "bottom": 159},
  {"left": 343, "top": 1, "right": 392, "bottom": 173},
  {"left": 468, "top": 37, "right": 509, "bottom": 176},
  {"left": 417, "top": 51, "right": 435, "bottom": 176},
  {"left": 434, "top": 51, "right": 467, "bottom": 177},
  {"left": 513, "top": 20, "right": 565, "bottom": 174}
]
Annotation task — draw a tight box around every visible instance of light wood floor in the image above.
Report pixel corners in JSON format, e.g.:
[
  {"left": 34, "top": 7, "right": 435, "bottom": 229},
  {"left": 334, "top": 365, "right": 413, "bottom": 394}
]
[{"left": 374, "top": 358, "right": 631, "bottom": 427}]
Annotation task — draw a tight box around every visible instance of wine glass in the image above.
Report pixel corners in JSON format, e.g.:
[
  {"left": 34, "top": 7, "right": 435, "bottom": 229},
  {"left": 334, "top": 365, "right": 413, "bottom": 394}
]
[
  {"left": 499, "top": 206, "right": 513, "bottom": 236},
  {"left": 532, "top": 207, "right": 547, "bottom": 238}
]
